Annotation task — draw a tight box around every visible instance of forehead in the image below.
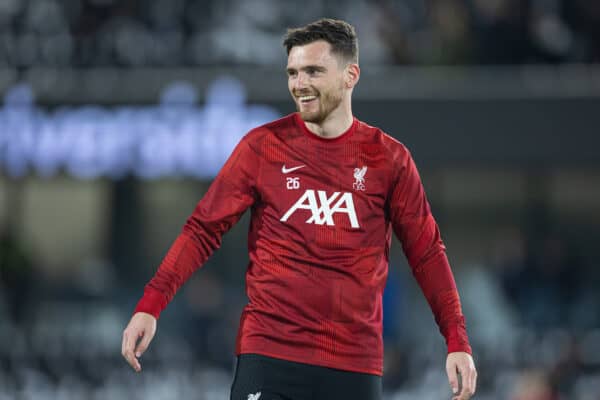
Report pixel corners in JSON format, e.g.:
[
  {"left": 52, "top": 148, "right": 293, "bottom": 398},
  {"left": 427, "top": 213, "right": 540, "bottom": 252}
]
[{"left": 287, "top": 40, "right": 338, "bottom": 68}]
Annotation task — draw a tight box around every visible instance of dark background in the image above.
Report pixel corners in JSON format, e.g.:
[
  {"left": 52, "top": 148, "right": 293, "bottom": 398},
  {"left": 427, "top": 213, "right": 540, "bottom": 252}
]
[{"left": 1, "top": 1, "right": 600, "bottom": 399}]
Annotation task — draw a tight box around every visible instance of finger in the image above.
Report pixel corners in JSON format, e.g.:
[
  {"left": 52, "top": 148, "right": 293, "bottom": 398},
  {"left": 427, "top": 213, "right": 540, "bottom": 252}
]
[
  {"left": 446, "top": 363, "right": 459, "bottom": 396},
  {"left": 458, "top": 372, "right": 469, "bottom": 400},
  {"left": 123, "top": 336, "right": 140, "bottom": 371},
  {"left": 122, "top": 331, "right": 141, "bottom": 372},
  {"left": 458, "top": 365, "right": 475, "bottom": 400},
  {"left": 121, "top": 331, "right": 128, "bottom": 355},
  {"left": 469, "top": 367, "right": 478, "bottom": 396},
  {"left": 134, "top": 329, "right": 153, "bottom": 358},
  {"left": 126, "top": 346, "right": 142, "bottom": 372},
  {"left": 121, "top": 330, "right": 134, "bottom": 360},
  {"left": 464, "top": 366, "right": 476, "bottom": 399}
]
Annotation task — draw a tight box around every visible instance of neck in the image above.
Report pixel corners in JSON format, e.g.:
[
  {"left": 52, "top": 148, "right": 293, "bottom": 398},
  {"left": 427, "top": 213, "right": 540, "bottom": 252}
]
[{"left": 304, "top": 102, "right": 354, "bottom": 139}]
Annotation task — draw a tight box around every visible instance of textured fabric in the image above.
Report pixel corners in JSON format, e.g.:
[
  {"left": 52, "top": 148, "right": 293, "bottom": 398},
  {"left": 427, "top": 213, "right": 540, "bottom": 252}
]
[{"left": 134, "top": 113, "right": 471, "bottom": 375}]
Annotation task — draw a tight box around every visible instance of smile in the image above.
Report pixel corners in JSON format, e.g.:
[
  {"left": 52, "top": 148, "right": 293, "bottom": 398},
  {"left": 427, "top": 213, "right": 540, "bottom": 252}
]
[{"left": 298, "top": 95, "right": 317, "bottom": 103}]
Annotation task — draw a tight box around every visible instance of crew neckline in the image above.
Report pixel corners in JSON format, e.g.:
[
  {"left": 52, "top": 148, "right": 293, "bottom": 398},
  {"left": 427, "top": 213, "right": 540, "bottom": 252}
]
[{"left": 294, "top": 112, "right": 357, "bottom": 144}]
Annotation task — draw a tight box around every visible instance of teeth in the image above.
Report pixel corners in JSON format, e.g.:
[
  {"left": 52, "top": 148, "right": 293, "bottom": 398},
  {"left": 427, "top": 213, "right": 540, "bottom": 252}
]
[{"left": 299, "top": 96, "right": 317, "bottom": 101}]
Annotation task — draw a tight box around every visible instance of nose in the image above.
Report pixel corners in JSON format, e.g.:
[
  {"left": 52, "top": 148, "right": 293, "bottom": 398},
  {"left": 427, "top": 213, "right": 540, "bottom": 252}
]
[{"left": 293, "top": 72, "right": 308, "bottom": 91}]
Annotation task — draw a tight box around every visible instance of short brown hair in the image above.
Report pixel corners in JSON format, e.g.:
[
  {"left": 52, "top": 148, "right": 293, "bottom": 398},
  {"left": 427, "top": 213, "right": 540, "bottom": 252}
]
[{"left": 283, "top": 18, "right": 358, "bottom": 64}]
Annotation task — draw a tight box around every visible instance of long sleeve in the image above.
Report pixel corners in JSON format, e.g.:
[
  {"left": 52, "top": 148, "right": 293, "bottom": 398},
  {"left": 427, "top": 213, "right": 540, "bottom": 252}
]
[
  {"left": 134, "top": 134, "right": 260, "bottom": 319},
  {"left": 388, "top": 149, "right": 471, "bottom": 354}
]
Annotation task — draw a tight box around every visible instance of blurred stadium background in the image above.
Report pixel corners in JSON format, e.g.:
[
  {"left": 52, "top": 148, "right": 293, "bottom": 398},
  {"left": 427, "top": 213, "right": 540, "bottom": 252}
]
[{"left": 1, "top": 0, "right": 600, "bottom": 399}]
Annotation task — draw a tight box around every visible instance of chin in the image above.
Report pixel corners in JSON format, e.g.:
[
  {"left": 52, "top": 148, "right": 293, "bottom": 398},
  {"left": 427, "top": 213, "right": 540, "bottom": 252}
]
[{"left": 299, "top": 110, "right": 325, "bottom": 123}]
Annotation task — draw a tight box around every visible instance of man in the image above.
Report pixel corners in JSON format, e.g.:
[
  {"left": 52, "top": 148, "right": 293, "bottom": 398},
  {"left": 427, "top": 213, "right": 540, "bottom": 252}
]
[{"left": 122, "top": 18, "right": 477, "bottom": 400}]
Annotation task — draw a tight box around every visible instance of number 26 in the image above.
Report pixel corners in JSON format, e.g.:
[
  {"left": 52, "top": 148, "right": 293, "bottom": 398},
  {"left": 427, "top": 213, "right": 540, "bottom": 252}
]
[{"left": 286, "top": 177, "right": 300, "bottom": 190}]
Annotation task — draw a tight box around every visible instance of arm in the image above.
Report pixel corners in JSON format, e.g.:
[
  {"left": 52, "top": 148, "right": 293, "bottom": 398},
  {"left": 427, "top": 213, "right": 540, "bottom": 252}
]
[
  {"left": 122, "top": 135, "right": 259, "bottom": 371},
  {"left": 388, "top": 148, "right": 476, "bottom": 399}
]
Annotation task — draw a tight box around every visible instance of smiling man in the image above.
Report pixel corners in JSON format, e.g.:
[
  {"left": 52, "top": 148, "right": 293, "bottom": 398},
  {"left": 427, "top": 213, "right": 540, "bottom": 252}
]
[{"left": 122, "top": 18, "right": 477, "bottom": 400}]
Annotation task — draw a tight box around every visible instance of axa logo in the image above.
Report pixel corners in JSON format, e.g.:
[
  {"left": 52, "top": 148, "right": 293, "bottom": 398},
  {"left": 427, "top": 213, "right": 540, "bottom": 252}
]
[{"left": 280, "top": 190, "right": 360, "bottom": 228}]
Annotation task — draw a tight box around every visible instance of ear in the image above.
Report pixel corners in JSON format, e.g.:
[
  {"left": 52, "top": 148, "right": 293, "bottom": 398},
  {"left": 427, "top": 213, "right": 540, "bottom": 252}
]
[{"left": 344, "top": 63, "right": 360, "bottom": 88}]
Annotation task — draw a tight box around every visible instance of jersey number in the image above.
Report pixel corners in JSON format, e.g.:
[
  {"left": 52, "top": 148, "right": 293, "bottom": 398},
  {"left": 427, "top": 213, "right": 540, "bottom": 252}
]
[{"left": 286, "top": 177, "right": 300, "bottom": 190}]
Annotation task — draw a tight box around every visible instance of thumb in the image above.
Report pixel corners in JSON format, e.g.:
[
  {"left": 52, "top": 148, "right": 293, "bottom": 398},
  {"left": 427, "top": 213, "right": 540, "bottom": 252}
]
[
  {"left": 134, "top": 330, "right": 154, "bottom": 358},
  {"left": 446, "top": 363, "right": 459, "bottom": 395}
]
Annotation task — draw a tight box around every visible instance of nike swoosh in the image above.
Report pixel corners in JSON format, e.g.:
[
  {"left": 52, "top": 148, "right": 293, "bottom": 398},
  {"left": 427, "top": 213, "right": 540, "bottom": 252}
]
[{"left": 282, "top": 164, "right": 306, "bottom": 174}]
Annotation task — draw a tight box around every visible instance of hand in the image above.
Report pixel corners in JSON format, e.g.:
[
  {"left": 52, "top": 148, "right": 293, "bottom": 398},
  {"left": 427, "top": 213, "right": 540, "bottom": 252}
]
[
  {"left": 121, "top": 312, "right": 157, "bottom": 372},
  {"left": 446, "top": 351, "right": 477, "bottom": 400}
]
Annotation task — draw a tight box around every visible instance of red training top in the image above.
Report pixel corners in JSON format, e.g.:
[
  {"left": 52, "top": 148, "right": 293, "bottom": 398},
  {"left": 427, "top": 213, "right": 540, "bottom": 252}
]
[{"left": 134, "top": 113, "right": 471, "bottom": 375}]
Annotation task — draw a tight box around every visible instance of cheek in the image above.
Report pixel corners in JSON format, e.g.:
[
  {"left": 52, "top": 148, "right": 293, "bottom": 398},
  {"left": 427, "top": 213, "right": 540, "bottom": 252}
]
[
  {"left": 323, "top": 81, "right": 343, "bottom": 99},
  {"left": 336, "top": 75, "right": 345, "bottom": 90},
  {"left": 323, "top": 76, "right": 343, "bottom": 93}
]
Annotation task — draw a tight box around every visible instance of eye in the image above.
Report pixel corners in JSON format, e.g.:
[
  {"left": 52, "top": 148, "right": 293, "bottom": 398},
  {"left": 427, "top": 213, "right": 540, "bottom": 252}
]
[{"left": 287, "top": 69, "right": 297, "bottom": 77}]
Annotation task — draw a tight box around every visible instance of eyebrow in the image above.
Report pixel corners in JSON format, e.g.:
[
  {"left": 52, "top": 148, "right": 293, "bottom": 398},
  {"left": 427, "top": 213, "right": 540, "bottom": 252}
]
[{"left": 286, "top": 65, "right": 327, "bottom": 74}]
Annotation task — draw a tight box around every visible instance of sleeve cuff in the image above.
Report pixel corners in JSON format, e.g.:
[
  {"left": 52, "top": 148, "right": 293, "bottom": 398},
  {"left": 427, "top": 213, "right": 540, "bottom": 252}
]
[
  {"left": 447, "top": 341, "right": 472, "bottom": 355},
  {"left": 445, "top": 323, "right": 472, "bottom": 355},
  {"left": 133, "top": 289, "right": 167, "bottom": 320}
]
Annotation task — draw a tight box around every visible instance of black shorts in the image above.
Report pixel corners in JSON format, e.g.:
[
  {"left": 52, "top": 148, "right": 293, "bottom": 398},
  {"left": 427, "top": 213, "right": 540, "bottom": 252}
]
[{"left": 230, "top": 353, "right": 382, "bottom": 400}]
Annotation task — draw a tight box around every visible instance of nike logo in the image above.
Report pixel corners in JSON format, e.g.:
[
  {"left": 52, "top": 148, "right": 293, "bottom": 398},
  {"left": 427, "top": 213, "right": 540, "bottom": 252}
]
[{"left": 282, "top": 164, "right": 306, "bottom": 174}]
